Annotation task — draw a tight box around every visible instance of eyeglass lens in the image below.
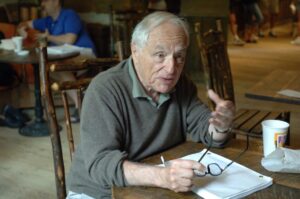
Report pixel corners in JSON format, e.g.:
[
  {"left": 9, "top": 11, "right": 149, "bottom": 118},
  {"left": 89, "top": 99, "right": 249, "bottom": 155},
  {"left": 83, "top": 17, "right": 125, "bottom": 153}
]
[{"left": 196, "top": 130, "right": 249, "bottom": 177}]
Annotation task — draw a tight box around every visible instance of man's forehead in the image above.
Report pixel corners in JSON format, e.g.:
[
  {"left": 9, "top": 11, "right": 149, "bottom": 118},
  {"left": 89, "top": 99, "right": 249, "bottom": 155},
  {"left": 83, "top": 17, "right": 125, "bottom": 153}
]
[{"left": 150, "top": 43, "right": 187, "bottom": 52}]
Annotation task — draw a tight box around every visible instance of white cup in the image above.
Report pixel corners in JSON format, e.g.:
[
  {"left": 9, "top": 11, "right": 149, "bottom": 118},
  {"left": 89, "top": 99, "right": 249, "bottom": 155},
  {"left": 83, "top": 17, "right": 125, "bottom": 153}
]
[
  {"left": 12, "top": 36, "right": 24, "bottom": 52},
  {"left": 261, "top": 120, "right": 289, "bottom": 157}
]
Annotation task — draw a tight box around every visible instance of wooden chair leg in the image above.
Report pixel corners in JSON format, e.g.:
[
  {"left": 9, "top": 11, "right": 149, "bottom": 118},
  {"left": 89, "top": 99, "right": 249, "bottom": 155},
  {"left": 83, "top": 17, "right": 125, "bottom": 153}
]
[{"left": 61, "top": 91, "right": 75, "bottom": 160}]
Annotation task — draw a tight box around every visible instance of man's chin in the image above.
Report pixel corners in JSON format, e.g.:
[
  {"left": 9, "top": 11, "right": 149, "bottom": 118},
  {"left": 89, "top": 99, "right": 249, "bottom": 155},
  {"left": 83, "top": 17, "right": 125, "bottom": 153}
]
[{"left": 156, "top": 86, "right": 174, "bottom": 94}]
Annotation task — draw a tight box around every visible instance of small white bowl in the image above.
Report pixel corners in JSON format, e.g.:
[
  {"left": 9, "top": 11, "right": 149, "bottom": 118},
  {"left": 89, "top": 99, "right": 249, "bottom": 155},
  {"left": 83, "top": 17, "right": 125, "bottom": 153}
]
[{"left": 17, "top": 50, "right": 29, "bottom": 56}]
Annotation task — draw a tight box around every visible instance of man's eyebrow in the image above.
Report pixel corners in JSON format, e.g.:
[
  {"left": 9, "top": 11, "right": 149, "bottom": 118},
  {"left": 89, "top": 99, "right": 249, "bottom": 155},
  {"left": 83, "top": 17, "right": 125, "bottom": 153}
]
[{"left": 153, "top": 45, "right": 165, "bottom": 51}]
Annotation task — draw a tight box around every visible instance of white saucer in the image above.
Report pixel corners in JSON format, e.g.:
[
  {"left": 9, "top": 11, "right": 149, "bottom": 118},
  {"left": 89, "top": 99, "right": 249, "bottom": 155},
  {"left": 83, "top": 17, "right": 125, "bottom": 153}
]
[{"left": 17, "top": 50, "right": 29, "bottom": 56}]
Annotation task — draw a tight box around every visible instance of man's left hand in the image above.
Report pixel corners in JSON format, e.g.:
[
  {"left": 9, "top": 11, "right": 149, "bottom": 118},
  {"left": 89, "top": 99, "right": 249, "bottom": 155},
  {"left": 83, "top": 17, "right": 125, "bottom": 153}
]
[{"left": 207, "top": 89, "right": 235, "bottom": 132}]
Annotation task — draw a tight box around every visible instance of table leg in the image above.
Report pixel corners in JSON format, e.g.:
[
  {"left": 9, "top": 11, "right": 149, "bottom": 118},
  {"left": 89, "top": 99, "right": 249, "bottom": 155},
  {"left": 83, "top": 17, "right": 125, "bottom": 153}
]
[{"left": 19, "top": 64, "right": 49, "bottom": 136}]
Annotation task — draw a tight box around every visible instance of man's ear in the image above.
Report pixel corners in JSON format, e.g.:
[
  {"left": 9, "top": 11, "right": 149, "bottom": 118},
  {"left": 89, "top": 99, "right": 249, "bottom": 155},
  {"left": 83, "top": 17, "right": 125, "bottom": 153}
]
[{"left": 131, "top": 43, "right": 138, "bottom": 60}]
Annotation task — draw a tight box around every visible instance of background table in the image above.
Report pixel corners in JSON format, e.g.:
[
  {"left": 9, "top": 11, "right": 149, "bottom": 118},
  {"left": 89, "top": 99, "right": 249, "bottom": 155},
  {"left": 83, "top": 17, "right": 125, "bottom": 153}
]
[
  {"left": 0, "top": 48, "right": 79, "bottom": 136},
  {"left": 112, "top": 141, "right": 300, "bottom": 199},
  {"left": 245, "top": 70, "right": 300, "bottom": 105}
]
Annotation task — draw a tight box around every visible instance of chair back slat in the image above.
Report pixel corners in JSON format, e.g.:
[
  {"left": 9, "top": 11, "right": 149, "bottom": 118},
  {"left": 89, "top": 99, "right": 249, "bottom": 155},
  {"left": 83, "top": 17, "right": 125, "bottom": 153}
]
[{"left": 195, "top": 20, "right": 235, "bottom": 110}]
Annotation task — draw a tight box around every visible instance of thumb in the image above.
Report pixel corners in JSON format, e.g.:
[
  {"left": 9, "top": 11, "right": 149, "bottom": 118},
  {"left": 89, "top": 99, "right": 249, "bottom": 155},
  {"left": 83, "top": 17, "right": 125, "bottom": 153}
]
[{"left": 207, "top": 89, "right": 222, "bottom": 105}]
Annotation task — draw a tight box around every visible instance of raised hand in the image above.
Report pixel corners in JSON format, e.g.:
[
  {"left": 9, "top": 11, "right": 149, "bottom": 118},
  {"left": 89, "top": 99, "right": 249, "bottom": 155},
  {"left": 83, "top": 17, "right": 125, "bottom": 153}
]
[{"left": 207, "top": 89, "right": 235, "bottom": 132}]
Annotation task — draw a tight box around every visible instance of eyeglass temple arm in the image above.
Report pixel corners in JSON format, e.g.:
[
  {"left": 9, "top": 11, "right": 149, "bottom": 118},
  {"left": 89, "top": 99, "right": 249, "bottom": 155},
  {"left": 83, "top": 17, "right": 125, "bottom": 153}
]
[{"left": 223, "top": 133, "right": 249, "bottom": 171}]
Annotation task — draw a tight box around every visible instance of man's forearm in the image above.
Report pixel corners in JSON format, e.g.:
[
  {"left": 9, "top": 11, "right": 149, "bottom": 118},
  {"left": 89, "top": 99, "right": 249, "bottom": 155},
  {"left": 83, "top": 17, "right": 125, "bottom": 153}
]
[
  {"left": 47, "top": 33, "right": 77, "bottom": 45},
  {"left": 123, "top": 160, "right": 167, "bottom": 188}
]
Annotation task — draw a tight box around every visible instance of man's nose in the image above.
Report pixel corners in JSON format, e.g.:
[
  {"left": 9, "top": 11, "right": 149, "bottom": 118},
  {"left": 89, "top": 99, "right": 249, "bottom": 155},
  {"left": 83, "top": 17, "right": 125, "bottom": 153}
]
[{"left": 165, "top": 56, "right": 176, "bottom": 74}]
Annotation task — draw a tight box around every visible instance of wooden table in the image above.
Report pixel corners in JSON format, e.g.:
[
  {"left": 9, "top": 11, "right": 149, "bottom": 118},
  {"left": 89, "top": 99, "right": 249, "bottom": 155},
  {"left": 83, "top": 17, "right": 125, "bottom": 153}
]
[
  {"left": 112, "top": 140, "right": 300, "bottom": 199},
  {"left": 245, "top": 70, "right": 300, "bottom": 105},
  {"left": 0, "top": 48, "right": 79, "bottom": 136}
]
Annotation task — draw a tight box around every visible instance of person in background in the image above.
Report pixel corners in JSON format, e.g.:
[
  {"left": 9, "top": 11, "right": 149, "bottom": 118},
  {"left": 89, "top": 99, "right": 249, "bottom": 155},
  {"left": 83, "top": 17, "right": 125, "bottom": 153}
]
[
  {"left": 258, "top": 0, "right": 279, "bottom": 37},
  {"left": 229, "top": 0, "right": 245, "bottom": 46},
  {"left": 242, "top": 0, "right": 264, "bottom": 43},
  {"left": 66, "top": 11, "right": 235, "bottom": 199},
  {"left": 17, "top": 0, "right": 96, "bottom": 123},
  {"left": 147, "top": 0, "right": 181, "bottom": 15},
  {"left": 291, "top": 0, "right": 300, "bottom": 45}
]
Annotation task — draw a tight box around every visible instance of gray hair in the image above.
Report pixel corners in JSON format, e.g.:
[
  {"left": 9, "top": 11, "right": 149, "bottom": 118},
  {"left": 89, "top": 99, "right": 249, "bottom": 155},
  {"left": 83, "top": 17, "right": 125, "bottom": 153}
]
[{"left": 131, "top": 11, "right": 189, "bottom": 49}]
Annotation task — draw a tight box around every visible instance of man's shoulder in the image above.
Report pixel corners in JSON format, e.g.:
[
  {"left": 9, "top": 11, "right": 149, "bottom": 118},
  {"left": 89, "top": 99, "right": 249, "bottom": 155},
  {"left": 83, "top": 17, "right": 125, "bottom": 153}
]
[
  {"left": 60, "top": 8, "right": 79, "bottom": 17},
  {"left": 90, "top": 60, "right": 130, "bottom": 89}
]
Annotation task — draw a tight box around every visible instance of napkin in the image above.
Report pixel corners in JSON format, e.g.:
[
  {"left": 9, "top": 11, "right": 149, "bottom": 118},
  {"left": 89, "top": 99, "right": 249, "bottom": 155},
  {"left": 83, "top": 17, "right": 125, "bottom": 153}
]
[
  {"left": 0, "top": 39, "right": 15, "bottom": 50},
  {"left": 277, "top": 89, "right": 300, "bottom": 99},
  {"left": 261, "top": 147, "right": 300, "bottom": 173}
]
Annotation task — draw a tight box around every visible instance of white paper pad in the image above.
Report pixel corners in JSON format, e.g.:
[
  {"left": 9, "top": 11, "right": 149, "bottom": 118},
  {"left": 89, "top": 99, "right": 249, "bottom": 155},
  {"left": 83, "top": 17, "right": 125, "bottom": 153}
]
[
  {"left": 277, "top": 89, "right": 300, "bottom": 99},
  {"left": 179, "top": 150, "right": 273, "bottom": 199},
  {"left": 47, "top": 45, "right": 80, "bottom": 55}
]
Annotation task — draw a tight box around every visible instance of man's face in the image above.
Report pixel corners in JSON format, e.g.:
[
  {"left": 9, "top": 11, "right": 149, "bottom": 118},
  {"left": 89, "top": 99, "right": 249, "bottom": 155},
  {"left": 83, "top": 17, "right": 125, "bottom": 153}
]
[
  {"left": 40, "top": 0, "right": 59, "bottom": 16},
  {"left": 132, "top": 22, "right": 188, "bottom": 94}
]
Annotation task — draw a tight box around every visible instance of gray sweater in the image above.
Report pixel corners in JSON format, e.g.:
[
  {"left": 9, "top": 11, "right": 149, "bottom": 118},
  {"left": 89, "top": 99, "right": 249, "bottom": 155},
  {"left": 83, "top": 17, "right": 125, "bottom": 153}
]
[{"left": 67, "top": 58, "right": 222, "bottom": 198}]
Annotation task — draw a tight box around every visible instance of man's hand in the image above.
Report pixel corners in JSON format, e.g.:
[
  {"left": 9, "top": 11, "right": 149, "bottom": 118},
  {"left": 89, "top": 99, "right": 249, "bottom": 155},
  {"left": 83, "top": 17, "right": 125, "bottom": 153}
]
[
  {"left": 17, "top": 22, "right": 29, "bottom": 38},
  {"left": 161, "top": 159, "right": 205, "bottom": 192},
  {"left": 34, "top": 29, "right": 50, "bottom": 41},
  {"left": 16, "top": 21, "right": 34, "bottom": 38},
  {"left": 123, "top": 159, "right": 205, "bottom": 192},
  {"left": 207, "top": 89, "right": 235, "bottom": 132}
]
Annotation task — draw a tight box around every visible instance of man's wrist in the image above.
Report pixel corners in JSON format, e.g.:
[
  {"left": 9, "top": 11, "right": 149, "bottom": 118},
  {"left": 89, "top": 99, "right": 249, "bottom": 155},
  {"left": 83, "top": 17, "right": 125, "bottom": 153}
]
[{"left": 214, "top": 126, "right": 232, "bottom": 134}]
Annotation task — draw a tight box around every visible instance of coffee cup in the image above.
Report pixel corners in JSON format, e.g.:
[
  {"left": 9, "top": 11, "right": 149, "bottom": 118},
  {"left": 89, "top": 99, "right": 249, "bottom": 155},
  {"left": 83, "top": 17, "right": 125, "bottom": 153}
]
[
  {"left": 12, "top": 36, "right": 24, "bottom": 52},
  {"left": 261, "top": 120, "right": 289, "bottom": 157}
]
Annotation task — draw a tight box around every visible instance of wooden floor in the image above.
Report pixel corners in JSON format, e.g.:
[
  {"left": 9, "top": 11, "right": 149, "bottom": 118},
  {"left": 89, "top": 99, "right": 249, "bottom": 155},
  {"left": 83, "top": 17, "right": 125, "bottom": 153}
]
[{"left": 0, "top": 24, "right": 300, "bottom": 198}]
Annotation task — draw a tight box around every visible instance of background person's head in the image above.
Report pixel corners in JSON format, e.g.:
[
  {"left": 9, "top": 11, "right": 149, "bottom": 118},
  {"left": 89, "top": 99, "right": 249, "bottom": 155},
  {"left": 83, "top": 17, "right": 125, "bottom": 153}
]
[
  {"left": 40, "top": 0, "right": 62, "bottom": 17},
  {"left": 131, "top": 11, "right": 189, "bottom": 95}
]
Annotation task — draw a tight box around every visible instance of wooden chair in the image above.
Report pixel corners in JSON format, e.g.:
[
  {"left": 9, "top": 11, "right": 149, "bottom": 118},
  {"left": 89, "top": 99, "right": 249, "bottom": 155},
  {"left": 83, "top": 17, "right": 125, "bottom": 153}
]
[
  {"left": 39, "top": 42, "right": 122, "bottom": 199},
  {"left": 194, "top": 20, "right": 290, "bottom": 142}
]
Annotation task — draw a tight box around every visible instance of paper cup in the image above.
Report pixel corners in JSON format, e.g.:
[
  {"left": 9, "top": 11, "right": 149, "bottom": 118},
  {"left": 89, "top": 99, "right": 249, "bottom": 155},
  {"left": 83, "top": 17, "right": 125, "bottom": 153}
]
[
  {"left": 261, "top": 120, "right": 289, "bottom": 157},
  {"left": 12, "top": 36, "right": 23, "bottom": 52}
]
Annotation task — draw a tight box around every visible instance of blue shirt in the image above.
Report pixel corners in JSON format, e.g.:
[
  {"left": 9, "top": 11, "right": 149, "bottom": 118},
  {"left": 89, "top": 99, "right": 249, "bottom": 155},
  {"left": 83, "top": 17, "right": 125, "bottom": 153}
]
[{"left": 33, "top": 9, "right": 96, "bottom": 55}]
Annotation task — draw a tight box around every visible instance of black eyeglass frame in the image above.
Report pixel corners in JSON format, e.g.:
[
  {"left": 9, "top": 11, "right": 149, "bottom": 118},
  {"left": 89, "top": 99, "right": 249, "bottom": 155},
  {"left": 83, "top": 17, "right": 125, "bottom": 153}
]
[{"left": 196, "top": 130, "right": 249, "bottom": 177}]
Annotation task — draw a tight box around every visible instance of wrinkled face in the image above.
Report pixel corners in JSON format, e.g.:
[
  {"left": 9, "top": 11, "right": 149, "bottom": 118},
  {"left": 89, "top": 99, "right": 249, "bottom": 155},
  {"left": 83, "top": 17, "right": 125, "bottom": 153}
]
[
  {"left": 40, "top": 0, "right": 59, "bottom": 16},
  {"left": 132, "top": 22, "right": 188, "bottom": 94}
]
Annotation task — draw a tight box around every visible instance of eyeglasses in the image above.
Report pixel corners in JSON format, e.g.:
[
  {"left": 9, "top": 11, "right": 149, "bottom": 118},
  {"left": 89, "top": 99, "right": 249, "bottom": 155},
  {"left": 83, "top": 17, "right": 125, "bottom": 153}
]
[{"left": 195, "top": 130, "right": 249, "bottom": 177}]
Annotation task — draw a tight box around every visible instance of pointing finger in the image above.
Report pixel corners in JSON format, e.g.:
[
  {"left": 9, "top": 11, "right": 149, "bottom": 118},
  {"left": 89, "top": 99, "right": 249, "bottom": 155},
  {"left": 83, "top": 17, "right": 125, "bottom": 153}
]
[{"left": 207, "top": 89, "right": 222, "bottom": 104}]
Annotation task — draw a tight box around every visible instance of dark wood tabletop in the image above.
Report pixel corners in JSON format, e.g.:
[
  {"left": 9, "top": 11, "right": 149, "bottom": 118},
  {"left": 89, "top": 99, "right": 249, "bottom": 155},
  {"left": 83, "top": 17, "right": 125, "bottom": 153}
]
[
  {"left": 112, "top": 140, "right": 300, "bottom": 199},
  {"left": 245, "top": 70, "right": 300, "bottom": 105}
]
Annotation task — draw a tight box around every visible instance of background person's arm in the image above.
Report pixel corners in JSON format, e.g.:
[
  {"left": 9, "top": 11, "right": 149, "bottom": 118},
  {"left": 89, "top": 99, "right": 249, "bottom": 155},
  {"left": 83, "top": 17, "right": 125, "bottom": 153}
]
[{"left": 35, "top": 30, "right": 77, "bottom": 45}]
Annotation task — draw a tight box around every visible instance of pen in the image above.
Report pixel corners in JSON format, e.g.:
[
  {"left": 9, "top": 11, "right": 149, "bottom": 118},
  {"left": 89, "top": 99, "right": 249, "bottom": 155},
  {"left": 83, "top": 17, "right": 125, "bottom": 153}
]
[{"left": 160, "top": 155, "right": 166, "bottom": 167}]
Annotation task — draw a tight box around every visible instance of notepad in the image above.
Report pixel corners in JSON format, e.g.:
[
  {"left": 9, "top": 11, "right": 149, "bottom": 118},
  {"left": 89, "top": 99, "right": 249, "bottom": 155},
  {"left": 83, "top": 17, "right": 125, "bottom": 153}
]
[
  {"left": 180, "top": 150, "right": 273, "bottom": 199},
  {"left": 47, "top": 45, "right": 80, "bottom": 55}
]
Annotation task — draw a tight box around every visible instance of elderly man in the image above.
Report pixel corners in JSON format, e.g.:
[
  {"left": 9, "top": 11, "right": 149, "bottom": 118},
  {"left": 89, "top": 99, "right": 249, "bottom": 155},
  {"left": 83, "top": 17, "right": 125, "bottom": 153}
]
[
  {"left": 17, "top": 0, "right": 96, "bottom": 123},
  {"left": 67, "top": 11, "right": 235, "bottom": 199}
]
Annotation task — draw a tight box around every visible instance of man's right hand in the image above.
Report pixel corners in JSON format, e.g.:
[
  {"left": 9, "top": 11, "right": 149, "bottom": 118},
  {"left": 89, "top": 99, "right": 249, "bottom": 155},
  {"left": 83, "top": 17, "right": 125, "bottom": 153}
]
[
  {"left": 123, "top": 159, "right": 205, "bottom": 192},
  {"left": 159, "top": 159, "right": 205, "bottom": 192}
]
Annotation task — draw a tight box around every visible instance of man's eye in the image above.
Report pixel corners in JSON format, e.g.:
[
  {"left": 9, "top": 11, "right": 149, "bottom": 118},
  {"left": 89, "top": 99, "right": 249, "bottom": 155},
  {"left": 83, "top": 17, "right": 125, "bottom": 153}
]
[
  {"left": 175, "top": 53, "right": 186, "bottom": 64},
  {"left": 155, "top": 52, "right": 165, "bottom": 58},
  {"left": 153, "top": 52, "right": 166, "bottom": 62}
]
